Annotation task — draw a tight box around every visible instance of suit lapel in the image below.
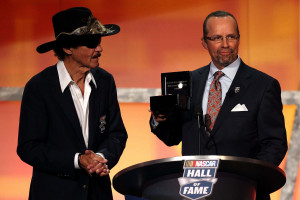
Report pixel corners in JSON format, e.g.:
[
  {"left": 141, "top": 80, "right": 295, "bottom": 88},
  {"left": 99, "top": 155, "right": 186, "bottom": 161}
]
[
  {"left": 88, "top": 72, "right": 105, "bottom": 149},
  {"left": 192, "top": 65, "right": 210, "bottom": 113},
  {"left": 212, "top": 61, "right": 252, "bottom": 134},
  {"left": 88, "top": 81, "right": 98, "bottom": 149},
  {"left": 50, "top": 65, "right": 86, "bottom": 150}
]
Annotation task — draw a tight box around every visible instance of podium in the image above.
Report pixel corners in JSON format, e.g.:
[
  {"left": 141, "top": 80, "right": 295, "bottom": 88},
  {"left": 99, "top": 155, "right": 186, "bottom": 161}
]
[{"left": 113, "top": 156, "right": 286, "bottom": 200}]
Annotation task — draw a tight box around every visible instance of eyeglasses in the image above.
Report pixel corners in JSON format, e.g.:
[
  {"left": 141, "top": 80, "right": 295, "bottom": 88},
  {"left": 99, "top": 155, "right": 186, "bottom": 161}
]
[{"left": 205, "top": 35, "right": 240, "bottom": 42}]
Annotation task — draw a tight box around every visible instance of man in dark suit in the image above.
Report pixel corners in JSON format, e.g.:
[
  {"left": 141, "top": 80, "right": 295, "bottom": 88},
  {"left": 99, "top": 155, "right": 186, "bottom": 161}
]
[
  {"left": 150, "top": 11, "right": 287, "bottom": 168},
  {"left": 17, "top": 7, "right": 127, "bottom": 200},
  {"left": 150, "top": 11, "right": 287, "bottom": 200}
]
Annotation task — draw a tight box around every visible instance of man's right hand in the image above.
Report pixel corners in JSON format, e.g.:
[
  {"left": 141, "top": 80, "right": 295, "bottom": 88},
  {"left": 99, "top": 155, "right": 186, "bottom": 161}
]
[
  {"left": 79, "top": 150, "right": 109, "bottom": 176},
  {"left": 150, "top": 110, "right": 167, "bottom": 122}
]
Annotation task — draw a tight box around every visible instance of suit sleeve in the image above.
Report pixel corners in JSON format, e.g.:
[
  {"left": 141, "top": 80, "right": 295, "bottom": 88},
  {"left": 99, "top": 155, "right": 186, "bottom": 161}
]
[
  {"left": 17, "top": 79, "right": 76, "bottom": 176},
  {"left": 96, "top": 76, "right": 128, "bottom": 169},
  {"left": 150, "top": 111, "right": 182, "bottom": 146},
  {"left": 257, "top": 79, "right": 288, "bottom": 165}
]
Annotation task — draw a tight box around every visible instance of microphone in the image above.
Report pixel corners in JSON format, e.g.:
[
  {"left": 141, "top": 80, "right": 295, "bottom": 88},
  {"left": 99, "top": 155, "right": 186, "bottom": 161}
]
[
  {"left": 194, "top": 105, "right": 203, "bottom": 129},
  {"left": 194, "top": 105, "right": 203, "bottom": 155}
]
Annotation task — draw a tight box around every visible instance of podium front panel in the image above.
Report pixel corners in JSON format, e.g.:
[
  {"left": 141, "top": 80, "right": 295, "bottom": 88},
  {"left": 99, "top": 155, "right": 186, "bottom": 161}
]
[{"left": 113, "top": 156, "right": 286, "bottom": 200}]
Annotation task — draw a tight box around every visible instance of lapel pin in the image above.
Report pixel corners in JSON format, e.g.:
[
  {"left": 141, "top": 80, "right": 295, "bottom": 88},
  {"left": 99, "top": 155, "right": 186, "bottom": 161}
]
[{"left": 234, "top": 87, "right": 240, "bottom": 94}]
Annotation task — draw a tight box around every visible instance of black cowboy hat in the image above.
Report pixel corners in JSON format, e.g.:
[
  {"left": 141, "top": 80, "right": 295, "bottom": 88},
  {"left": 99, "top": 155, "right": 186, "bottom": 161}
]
[{"left": 36, "top": 7, "right": 120, "bottom": 53}]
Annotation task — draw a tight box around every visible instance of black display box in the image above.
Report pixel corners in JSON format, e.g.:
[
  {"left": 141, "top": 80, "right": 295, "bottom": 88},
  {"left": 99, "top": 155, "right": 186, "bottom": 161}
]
[
  {"left": 150, "top": 71, "right": 191, "bottom": 115},
  {"left": 161, "top": 71, "right": 191, "bottom": 96}
]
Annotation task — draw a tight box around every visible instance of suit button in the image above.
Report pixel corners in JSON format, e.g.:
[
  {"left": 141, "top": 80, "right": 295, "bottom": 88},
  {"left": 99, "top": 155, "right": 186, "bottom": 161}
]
[{"left": 83, "top": 185, "right": 88, "bottom": 190}]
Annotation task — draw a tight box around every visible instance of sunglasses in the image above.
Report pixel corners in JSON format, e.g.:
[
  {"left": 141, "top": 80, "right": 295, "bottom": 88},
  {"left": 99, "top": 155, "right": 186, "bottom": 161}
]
[
  {"left": 58, "top": 35, "right": 102, "bottom": 49},
  {"left": 76, "top": 37, "right": 101, "bottom": 48}
]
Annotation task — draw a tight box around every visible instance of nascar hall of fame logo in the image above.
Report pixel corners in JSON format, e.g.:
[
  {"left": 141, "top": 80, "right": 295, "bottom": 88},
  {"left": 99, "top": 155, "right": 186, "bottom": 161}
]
[{"left": 178, "top": 159, "right": 219, "bottom": 200}]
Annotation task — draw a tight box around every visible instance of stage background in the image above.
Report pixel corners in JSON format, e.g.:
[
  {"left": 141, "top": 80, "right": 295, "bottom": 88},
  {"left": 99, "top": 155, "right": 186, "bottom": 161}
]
[{"left": 0, "top": 0, "right": 299, "bottom": 200}]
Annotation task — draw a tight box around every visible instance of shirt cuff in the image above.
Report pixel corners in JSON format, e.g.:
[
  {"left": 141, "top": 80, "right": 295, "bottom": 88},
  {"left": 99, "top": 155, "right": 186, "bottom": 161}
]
[
  {"left": 151, "top": 117, "right": 159, "bottom": 129},
  {"left": 74, "top": 153, "right": 80, "bottom": 169}
]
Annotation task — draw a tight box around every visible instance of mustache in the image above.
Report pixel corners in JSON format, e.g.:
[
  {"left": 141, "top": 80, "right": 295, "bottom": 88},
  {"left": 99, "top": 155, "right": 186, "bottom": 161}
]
[
  {"left": 218, "top": 48, "right": 233, "bottom": 53},
  {"left": 92, "top": 53, "right": 101, "bottom": 58}
]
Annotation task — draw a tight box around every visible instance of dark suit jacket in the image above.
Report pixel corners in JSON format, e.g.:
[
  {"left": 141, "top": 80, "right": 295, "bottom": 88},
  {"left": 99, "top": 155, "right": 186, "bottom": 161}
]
[
  {"left": 151, "top": 60, "right": 287, "bottom": 166},
  {"left": 17, "top": 65, "right": 128, "bottom": 200}
]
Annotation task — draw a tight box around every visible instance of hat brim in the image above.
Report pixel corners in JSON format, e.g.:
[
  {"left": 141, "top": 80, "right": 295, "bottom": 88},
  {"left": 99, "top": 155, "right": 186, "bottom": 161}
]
[{"left": 36, "top": 24, "right": 120, "bottom": 53}]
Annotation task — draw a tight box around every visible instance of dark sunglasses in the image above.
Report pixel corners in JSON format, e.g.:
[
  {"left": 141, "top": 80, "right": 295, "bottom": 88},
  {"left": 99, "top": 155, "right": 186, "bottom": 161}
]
[
  {"left": 76, "top": 36, "right": 101, "bottom": 48},
  {"left": 58, "top": 35, "right": 102, "bottom": 49}
]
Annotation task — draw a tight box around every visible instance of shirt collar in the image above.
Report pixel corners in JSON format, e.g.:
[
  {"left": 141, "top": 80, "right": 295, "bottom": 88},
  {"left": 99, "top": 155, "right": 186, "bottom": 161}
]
[
  {"left": 209, "top": 56, "right": 241, "bottom": 80},
  {"left": 57, "top": 61, "right": 97, "bottom": 93}
]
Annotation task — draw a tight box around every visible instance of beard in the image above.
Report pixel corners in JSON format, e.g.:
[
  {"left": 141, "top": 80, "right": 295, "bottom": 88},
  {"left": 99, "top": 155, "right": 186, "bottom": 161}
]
[
  {"left": 216, "top": 49, "right": 236, "bottom": 67},
  {"left": 217, "top": 55, "right": 235, "bottom": 67}
]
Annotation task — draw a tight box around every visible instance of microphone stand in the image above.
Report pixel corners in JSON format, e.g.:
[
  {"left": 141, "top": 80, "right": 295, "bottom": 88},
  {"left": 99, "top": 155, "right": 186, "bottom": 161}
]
[
  {"left": 194, "top": 105, "right": 203, "bottom": 155},
  {"left": 205, "top": 114, "right": 218, "bottom": 155}
]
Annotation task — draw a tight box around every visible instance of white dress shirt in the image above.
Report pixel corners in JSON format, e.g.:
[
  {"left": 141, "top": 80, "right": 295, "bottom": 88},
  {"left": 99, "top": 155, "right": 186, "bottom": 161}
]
[{"left": 57, "top": 61, "right": 97, "bottom": 169}]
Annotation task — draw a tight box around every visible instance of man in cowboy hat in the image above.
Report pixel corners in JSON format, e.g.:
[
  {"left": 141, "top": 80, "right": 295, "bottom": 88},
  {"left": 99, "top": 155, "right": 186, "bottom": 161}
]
[{"left": 17, "top": 7, "right": 127, "bottom": 200}]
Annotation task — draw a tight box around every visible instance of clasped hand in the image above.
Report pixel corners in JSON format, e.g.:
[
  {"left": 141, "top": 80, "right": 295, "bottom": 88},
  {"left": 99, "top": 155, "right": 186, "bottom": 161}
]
[{"left": 79, "top": 150, "right": 109, "bottom": 176}]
